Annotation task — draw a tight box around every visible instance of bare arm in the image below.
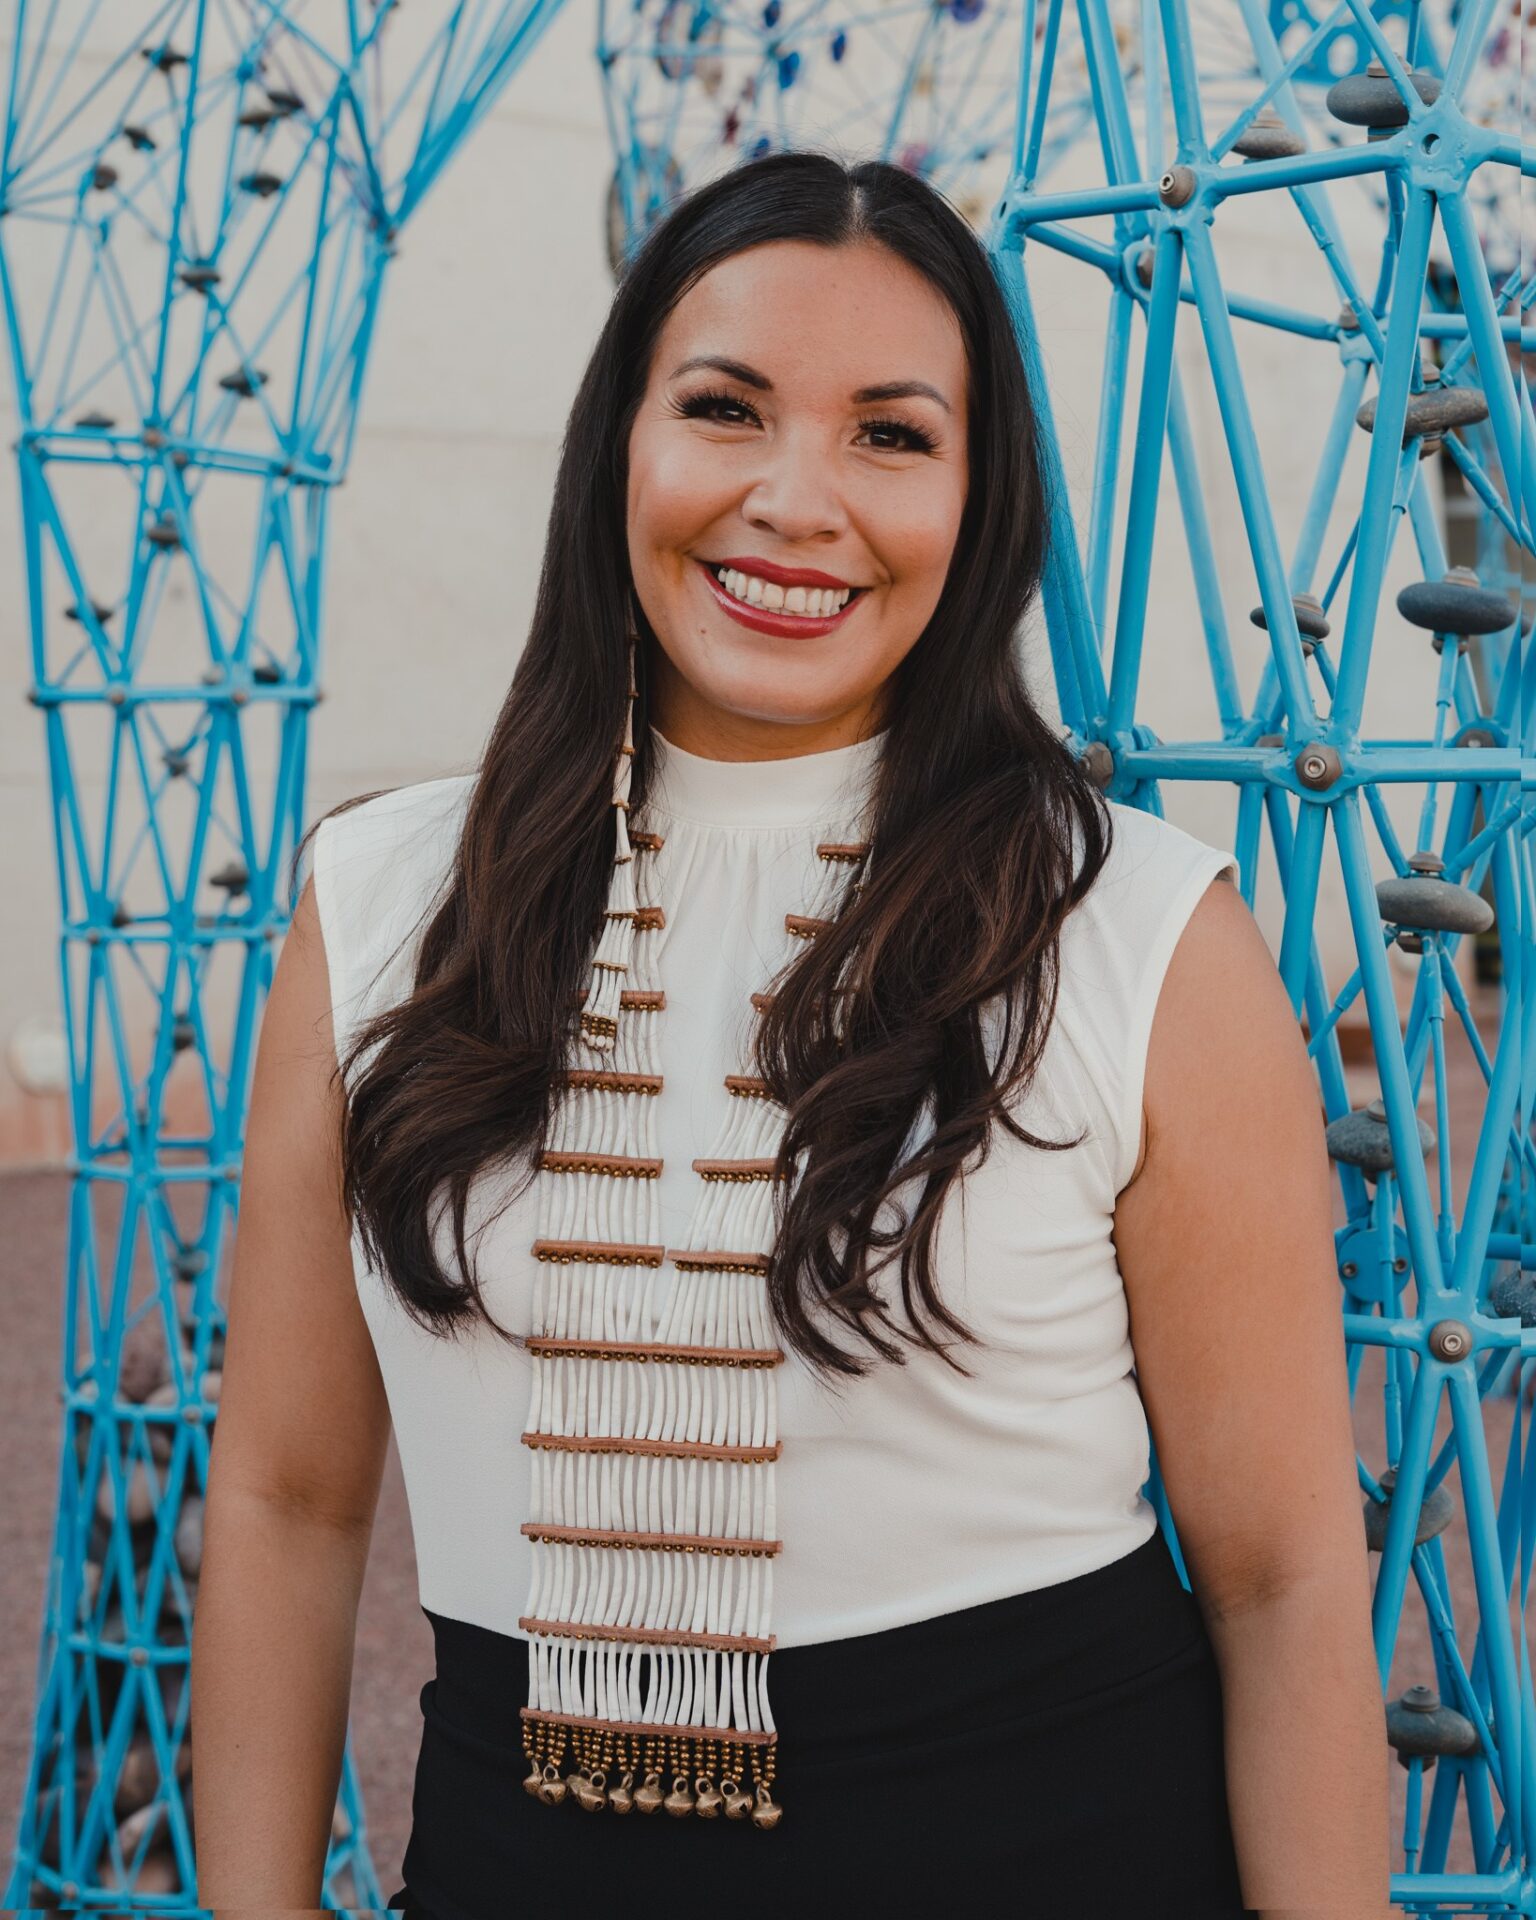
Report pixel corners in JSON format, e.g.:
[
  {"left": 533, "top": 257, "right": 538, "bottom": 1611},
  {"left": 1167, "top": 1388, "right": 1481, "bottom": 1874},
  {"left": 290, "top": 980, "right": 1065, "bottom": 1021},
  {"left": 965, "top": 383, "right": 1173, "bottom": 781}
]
[
  {"left": 1112, "top": 875, "right": 1392, "bottom": 1918},
  {"left": 191, "top": 872, "right": 393, "bottom": 1910}
]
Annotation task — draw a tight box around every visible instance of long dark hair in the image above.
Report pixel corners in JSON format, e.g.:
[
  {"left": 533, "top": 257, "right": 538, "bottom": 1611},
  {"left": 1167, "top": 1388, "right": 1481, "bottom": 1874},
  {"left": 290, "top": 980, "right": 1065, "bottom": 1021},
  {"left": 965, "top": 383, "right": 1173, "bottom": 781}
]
[{"left": 304, "top": 150, "right": 1113, "bottom": 1381}]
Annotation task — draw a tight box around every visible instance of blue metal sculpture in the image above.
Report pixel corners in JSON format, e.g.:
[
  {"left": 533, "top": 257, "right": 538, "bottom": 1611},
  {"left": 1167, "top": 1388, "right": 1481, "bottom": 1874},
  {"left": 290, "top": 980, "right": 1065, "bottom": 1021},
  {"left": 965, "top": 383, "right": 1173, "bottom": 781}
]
[
  {"left": 988, "top": 6, "right": 1531, "bottom": 1910},
  {"left": 599, "top": 0, "right": 1526, "bottom": 269},
  {"left": 0, "top": 3, "right": 567, "bottom": 1906},
  {"left": 603, "top": 0, "right": 1534, "bottom": 1907}
]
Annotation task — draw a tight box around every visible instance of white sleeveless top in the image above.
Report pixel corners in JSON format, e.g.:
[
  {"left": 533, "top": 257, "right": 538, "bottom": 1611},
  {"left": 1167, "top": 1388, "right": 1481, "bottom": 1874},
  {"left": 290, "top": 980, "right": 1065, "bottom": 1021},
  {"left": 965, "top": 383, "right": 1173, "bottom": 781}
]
[{"left": 310, "top": 728, "right": 1236, "bottom": 1647}]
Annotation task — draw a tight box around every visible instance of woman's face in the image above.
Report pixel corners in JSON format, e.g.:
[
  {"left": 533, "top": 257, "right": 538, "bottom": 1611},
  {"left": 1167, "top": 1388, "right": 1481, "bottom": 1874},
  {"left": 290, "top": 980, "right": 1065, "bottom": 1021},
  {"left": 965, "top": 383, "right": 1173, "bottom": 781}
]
[{"left": 625, "top": 237, "right": 970, "bottom": 758}]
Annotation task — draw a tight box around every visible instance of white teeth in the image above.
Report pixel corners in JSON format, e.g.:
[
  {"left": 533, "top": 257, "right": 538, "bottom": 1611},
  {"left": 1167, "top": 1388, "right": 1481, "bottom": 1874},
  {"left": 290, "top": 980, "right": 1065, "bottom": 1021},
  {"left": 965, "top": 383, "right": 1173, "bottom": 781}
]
[{"left": 714, "top": 565, "right": 852, "bottom": 616}]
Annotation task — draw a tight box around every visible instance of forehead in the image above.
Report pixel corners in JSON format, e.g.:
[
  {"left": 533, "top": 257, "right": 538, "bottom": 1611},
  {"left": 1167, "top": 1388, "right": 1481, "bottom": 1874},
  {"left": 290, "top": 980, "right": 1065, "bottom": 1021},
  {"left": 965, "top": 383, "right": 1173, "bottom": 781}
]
[{"left": 652, "top": 239, "right": 967, "bottom": 400}]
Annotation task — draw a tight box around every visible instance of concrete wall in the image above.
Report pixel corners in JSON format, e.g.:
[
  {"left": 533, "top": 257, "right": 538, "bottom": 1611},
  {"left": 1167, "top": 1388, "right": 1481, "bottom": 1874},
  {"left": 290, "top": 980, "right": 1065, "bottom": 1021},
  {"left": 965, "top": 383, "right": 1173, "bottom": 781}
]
[{"left": 0, "top": 13, "right": 1461, "bottom": 1162}]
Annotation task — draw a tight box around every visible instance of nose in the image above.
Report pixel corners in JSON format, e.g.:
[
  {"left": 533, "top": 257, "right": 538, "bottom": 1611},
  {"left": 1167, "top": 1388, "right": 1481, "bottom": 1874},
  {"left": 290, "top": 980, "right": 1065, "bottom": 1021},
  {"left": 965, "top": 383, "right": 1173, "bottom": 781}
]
[{"left": 739, "top": 427, "right": 849, "bottom": 544}]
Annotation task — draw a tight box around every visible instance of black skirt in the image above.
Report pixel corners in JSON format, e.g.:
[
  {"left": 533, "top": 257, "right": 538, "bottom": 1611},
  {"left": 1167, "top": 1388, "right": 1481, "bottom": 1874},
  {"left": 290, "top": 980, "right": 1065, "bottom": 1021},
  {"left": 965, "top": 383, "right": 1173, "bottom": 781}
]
[{"left": 384, "top": 1528, "right": 1251, "bottom": 1918}]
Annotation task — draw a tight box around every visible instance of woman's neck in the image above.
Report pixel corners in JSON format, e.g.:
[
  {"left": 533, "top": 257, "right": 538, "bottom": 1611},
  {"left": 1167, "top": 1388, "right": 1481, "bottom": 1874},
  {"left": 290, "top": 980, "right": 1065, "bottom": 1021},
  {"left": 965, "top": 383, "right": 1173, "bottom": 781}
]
[{"left": 648, "top": 649, "right": 888, "bottom": 762}]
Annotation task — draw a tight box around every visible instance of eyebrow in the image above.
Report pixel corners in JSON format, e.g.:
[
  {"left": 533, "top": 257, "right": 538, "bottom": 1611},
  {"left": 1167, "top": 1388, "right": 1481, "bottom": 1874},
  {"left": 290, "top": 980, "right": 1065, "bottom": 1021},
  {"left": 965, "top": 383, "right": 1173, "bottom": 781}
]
[{"left": 668, "top": 354, "right": 952, "bottom": 415}]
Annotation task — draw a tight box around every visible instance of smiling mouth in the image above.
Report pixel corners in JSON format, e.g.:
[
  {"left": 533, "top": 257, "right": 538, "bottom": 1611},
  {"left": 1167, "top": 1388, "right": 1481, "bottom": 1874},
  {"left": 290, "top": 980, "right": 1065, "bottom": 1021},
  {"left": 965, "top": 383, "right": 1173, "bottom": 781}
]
[{"left": 694, "top": 557, "right": 868, "bottom": 633}]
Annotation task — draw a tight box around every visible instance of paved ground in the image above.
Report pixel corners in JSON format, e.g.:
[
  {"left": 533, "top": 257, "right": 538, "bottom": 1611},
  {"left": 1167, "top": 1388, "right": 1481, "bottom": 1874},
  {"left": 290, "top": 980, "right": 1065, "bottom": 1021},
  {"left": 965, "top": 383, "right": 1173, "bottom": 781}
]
[{"left": 0, "top": 1053, "right": 1523, "bottom": 1900}]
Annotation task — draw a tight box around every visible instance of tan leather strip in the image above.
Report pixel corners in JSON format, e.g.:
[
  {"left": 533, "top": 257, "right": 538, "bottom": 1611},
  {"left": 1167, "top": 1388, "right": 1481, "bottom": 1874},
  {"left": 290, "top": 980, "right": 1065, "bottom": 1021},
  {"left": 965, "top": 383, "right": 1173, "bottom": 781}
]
[
  {"left": 527, "top": 1337, "right": 783, "bottom": 1368},
  {"left": 628, "top": 830, "right": 665, "bottom": 852},
  {"left": 562, "top": 1069, "right": 663, "bottom": 1094},
  {"left": 724, "top": 1074, "right": 771, "bottom": 1099},
  {"left": 522, "top": 1522, "right": 782, "bottom": 1557},
  {"left": 538, "top": 1152, "right": 663, "bottom": 1178},
  {"left": 520, "top": 1618, "right": 776, "bottom": 1655},
  {"left": 520, "top": 1706, "right": 776, "bottom": 1748},
  {"left": 671, "top": 1249, "right": 770, "bottom": 1274},
  {"left": 573, "top": 988, "right": 666, "bottom": 1011},
  {"left": 599, "top": 903, "right": 664, "bottom": 926},
  {"left": 785, "top": 913, "right": 831, "bottom": 939},
  {"left": 750, "top": 991, "right": 775, "bottom": 1013},
  {"left": 691, "top": 1158, "right": 779, "bottom": 1181},
  {"left": 521, "top": 1432, "right": 782, "bottom": 1464},
  {"left": 532, "top": 1239, "right": 666, "bottom": 1266},
  {"left": 818, "top": 840, "right": 869, "bottom": 861}
]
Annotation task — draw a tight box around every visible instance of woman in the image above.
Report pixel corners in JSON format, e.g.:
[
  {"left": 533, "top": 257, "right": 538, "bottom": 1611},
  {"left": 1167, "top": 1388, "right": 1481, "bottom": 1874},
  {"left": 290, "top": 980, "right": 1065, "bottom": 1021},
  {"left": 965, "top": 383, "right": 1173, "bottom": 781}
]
[{"left": 190, "top": 151, "right": 1391, "bottom": 1916}]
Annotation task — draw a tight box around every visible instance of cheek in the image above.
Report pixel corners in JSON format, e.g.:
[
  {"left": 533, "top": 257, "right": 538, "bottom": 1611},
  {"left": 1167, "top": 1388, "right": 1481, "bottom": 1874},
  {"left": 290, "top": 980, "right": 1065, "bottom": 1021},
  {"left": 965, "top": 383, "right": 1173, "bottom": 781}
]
[
  {"left": 629, "top": 434, "right": 729, "bottom": 551},
  {"left": 877, "top": 483, "right": 966, "bottom": 596}
]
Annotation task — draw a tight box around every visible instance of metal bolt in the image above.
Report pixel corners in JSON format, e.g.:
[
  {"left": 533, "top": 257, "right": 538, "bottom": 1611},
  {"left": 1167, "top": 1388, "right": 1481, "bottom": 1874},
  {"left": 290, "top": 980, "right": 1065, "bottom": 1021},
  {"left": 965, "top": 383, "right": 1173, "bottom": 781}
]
[
  {"left": 1341, "top": 1262, "right": 1358, "bottom": 1280},
  {"left": 1079, "top": 741, "right": 1115, "bottom": 788},
  {"left": 1158, "top": 165, "right": 1196, "bottom": 208},
  {"left": 1294, "top": 742, "right": 1342, "bottom": 790},
  {"left": 1428, "top": 1319, "right": 1471, "bottom": 1361}
]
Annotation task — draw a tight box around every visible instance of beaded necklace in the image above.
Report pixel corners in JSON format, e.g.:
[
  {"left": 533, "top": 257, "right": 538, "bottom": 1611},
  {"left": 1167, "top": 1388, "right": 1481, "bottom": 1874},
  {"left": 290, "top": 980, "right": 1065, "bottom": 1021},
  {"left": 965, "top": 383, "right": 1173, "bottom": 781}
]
[{"left": 517, "top": 637, "right": 873, "bottom": 1829}]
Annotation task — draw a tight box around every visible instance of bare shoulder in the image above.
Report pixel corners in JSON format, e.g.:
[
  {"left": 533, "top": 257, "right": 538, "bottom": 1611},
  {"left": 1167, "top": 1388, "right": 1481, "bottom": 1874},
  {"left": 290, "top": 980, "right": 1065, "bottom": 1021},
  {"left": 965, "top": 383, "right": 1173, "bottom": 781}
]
[
  {"left": 1136, "top": 867, "right": 1305, "bottom": 1121},
  {"left": 1108, "top": 876, "right": 1361, "bottom": 1620},
  {"left": 212, "top": 870, "right": 391, "bottom": 1528},
  {"left": 261, "top": 873, "right": 341, "bottom": 1094}
]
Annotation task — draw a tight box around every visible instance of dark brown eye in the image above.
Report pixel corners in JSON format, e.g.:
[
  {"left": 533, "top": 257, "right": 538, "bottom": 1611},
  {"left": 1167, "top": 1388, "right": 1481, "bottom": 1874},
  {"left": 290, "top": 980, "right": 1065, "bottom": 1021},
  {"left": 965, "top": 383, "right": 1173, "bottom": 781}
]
[{"left": 674, "top": 387, "right": 762, "bottom": 426}]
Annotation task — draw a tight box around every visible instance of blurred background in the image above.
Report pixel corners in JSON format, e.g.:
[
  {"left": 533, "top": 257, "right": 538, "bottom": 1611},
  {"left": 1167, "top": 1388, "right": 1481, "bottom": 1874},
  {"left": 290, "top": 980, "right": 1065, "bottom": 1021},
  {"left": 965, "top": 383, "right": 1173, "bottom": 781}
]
[{"left": 0, "top": 0, "right": 1527, "bottom": 1905}]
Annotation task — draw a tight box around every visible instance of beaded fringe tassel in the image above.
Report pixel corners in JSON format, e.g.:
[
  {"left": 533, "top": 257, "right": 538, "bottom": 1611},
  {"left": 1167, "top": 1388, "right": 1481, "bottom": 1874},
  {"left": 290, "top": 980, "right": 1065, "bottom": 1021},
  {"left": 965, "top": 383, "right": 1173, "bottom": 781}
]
[{"left": 520, "top": 623, "right": 872, "bottom": 1831}]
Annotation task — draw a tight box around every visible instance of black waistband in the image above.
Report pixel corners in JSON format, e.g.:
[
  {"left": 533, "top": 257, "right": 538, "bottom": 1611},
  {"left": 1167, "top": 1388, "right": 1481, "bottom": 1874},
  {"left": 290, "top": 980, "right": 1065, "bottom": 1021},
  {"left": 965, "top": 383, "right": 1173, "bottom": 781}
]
[{"left": 421, "top": 1527, "right": 1209, "bottom": 1771}]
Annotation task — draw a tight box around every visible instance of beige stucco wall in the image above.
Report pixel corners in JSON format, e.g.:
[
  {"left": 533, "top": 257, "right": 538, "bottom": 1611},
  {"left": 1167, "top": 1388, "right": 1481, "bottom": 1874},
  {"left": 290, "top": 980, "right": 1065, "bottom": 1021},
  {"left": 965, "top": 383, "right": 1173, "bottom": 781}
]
[{"left": 0, "top": 16, "right": 1463, "bottom": 1161}]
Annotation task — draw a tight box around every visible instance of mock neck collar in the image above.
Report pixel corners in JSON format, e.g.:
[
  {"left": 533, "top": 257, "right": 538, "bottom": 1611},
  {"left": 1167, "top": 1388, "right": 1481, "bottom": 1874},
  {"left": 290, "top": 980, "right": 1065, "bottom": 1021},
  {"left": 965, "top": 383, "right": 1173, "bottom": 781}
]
[{"left": 646, "top": 724, "right": 886, "bottom": 829}]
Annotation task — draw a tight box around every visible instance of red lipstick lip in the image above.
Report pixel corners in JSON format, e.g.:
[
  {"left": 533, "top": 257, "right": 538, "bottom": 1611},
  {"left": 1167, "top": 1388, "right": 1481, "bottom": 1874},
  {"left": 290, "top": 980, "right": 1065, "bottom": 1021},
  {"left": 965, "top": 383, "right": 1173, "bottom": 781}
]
[
  {"left": 710, "top": 555, "right": 856, "bottom": 591},
  {"left": 695, "top": 557, "right": 863, "bottom": 637}
]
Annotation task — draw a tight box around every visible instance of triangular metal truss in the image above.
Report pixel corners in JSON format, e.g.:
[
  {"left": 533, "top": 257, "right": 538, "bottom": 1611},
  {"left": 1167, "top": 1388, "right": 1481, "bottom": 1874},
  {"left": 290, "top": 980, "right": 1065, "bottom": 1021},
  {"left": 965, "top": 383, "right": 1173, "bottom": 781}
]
[
  {"left": 1, "top": 1, "right": 568, "bottom": 1906},
  {"left": 985, "top": 3, "right": 1530, "bottom": 1907}
]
